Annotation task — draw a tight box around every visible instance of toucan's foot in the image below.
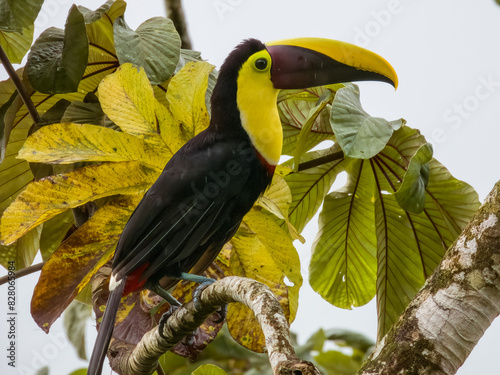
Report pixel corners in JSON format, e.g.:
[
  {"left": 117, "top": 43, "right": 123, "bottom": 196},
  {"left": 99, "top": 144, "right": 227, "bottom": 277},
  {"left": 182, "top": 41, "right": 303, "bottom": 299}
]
[
  {"left": 191, "top": 278, "right": 216, "bottom": 304},
  {"left": 150, "top": 283, "right": 181, "bottom": 307},
  {"left": 214, "top": 304, "right": 227, "bottom": 323},
  {"left": 191, "top": 279, "right": 227, "bottom": 323},
  {"left": 158, "top": 304, "right": 180, "bottom": 340}
]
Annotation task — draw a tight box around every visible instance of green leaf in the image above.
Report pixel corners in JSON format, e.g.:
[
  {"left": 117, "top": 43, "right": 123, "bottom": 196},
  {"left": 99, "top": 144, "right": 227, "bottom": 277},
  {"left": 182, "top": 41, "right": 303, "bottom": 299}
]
[
  {"left": 35, "top": 99, "right": 71, "bottom": 128},
  {"left": 0, "top": 90, "right": 17, "bottom": 162},
  {"left": 0, "top": 25, "right": 34, "bottom": 63},
  {"left": 39, "top": 210, "right": 74, "bottom": 261},
  {"left": 0, "top": 226, "right": 41, "bottom": 269},
  {"left": 394, "top": 143, "right": 433, "bottom": 214},
  {"left": 293, "top": 89, "right": 334, "bottom": 171},
  {"left": 301, "top": 328, "right": 327, "bottom": 353},
  {"left": 192, "top": 364, "right": 228, "bottom": 375},
  {"left": 257, "top": 171, "right": 303, "bottom": 242},
  {"left": 278, "top": 86, "right": 337, "bottom": 155},
  {"left": 62, "top": 101, "right": 107, "bottom": 126},
  {"left": 68, "top": 369, "right": 88, "bottom": 375},
  {"left": 78, "top": 0, "right": 116, "bottom": 24},
  {"left": 35, "top": 366, "right": 48, "bottom": 375},
  {"left": 63, "top": 300, "right": 92, "bottom": 360},
  {"left": 114, "top": 16, "right": 181, "bottom": 84},
  {"left": 284, "top": 144, "right": 344, "bottom": 234},
  {"left": 310, "top": 158, "right": 377, "bottom": 309},
  {"left": 0, "top": 110, "right": 33, "bottom": 215},
  {"left": 80, "top": 0, "right": 124, "bottom": 69},
  {"left": 372, "top": 126, "right": 480, "bottom": 338},
  {"left": 26, "top": 5, "right": 89, "bottom": 94},
  {"left": 330, "top": 84, "right": 403, "bottom": 159},
  {"left": 0, "top": 0, "right": 43, "bottom": 31},
  {"left": 324, "top": 328, "right": 374, "bottom": 353},
  {"left": 314, "top": 350, "right": 363, "bottom": 375}
]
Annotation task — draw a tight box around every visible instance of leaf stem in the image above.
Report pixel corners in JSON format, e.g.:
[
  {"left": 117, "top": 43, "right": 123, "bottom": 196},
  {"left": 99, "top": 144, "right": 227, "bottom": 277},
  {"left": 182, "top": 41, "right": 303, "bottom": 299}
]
[
  {"left": 297, "top": 150, "right": 344, "bottom": 171},
  {"left": 0, "top": 261, "right": 44, "bottom": 286},
  {"left": 0, "top": 44, "right": 40, "bottom": 124}
]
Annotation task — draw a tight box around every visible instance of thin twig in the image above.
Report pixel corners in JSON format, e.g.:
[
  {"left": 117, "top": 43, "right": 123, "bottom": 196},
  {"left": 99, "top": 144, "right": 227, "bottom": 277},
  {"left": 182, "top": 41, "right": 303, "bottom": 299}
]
[
  {"left": 0, "top": 261, "right": 45, "bottom": 286},
  {"left": 297, "top": 150, "right": 344, "bottom": 171},
  {"left": 0, "top": 45, "right": 40, "bottom": 124}
]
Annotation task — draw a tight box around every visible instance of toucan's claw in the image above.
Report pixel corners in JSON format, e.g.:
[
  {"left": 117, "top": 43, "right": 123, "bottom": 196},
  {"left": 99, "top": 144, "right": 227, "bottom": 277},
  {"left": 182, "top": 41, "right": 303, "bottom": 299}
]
[
  {"left": 191, "top": 279, "right": 227, "bottom": 323},
  {"left": 158, "top": 304, "right": 180, "bottom": 340},
  {"left": 191, "top": 278, "right": 216, "bottom": 306},
  {"left": 214, "top": 304, "right": 227, "bottom": 324}
]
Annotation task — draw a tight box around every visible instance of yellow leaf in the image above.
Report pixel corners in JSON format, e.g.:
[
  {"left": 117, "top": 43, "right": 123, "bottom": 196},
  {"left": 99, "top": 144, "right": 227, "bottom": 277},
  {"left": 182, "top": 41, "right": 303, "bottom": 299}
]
[
  {"left": 227, "top": 207, "right": 302, "bottom": 351},
  {"left": 167, "top": 61, "right": 215, "bottom": 138},
  {"left": 19, "top": 123, "right": 169, "bottom": 170},
  {"left": 157, "top": 98, "right": 188, "bottom": 155},
  {"left": 0, "top": 161, "right": 158, "bottom": 244},
  {"left": 31, "top": 195, "right": 140, "bottom": 332},
  {"left": 242, "top": 208, "right": 302, "bottom": 318},
  {"left": 98, "top": 63, "right": 170, "bottom": 147},
  {"left": 192, "top": 364, "right": 227, "bottom": 375},
  {"left": 257, "top": 173, "right": 304, "bottom": 243},
  {"left": 84, "top": 0, "right": 125, "bottom": 57}
]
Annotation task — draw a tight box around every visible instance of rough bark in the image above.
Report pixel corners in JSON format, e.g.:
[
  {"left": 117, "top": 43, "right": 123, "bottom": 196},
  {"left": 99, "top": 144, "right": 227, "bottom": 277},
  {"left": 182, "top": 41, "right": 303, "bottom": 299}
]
[
  {"left": 359, "top": 181, "right": 500, "bottom": 374},
  {"left": 108, "top": 276, "right": 320, "bottom": 375}
]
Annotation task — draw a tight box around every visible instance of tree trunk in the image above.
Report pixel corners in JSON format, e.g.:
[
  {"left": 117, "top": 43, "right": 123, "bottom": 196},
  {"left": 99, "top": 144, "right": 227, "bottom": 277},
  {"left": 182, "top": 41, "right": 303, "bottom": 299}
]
[{"left": 359, "top": 181, "right": 500, "bottom": 374}]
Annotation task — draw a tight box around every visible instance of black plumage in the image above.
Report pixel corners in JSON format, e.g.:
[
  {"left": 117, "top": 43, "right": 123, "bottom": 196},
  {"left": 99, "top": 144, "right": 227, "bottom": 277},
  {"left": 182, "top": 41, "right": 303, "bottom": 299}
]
[
  {"left": 112, "top": 38, "right": 273, "bottom": 293},
  {"left": 88, "top": 39, "right": 273, "bottom": 375}
]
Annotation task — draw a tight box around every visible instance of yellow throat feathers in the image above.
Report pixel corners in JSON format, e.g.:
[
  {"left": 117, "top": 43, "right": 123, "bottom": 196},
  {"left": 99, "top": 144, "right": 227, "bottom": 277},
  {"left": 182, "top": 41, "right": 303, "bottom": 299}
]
[{"left": 236, "top": 49, "right": 282, "bottom": 166}]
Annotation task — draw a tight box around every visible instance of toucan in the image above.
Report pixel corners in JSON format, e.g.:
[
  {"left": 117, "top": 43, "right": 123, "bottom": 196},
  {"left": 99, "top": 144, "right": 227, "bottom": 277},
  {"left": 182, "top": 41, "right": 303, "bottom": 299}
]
[{"left": 87, "top": 37, "right": 397, "bottom": 374}]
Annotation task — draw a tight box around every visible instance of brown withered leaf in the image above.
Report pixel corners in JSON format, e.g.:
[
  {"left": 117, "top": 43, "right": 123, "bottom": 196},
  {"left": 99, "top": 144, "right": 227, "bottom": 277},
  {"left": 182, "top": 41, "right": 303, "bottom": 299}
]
[{"left": 31, "top": 195, "right": 140, "bottom": 332}]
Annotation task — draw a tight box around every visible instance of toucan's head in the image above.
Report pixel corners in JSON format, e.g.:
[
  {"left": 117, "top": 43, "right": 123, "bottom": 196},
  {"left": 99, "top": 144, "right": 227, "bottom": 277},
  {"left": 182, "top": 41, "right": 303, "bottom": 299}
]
[
  {"left": 212, "top": 38, "right": 397, "bottom": 98},
  {"left": 211, "top": 37, "right": 397, "bottom": 125},
  {"left": 210, "top": 37, "right": 397, "bottom": 165}
]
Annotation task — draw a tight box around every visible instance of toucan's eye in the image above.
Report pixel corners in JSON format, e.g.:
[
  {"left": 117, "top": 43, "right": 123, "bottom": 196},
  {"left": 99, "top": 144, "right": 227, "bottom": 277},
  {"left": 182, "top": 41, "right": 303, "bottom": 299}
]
[{"left": 254, "top": 58, "right": 268, "bottom": 70}]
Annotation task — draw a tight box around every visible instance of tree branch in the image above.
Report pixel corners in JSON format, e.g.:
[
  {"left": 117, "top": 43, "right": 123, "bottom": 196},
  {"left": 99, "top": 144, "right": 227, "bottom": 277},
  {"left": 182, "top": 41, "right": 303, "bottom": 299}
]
[
  {"left": 0, "top": 45, "right": 40, "bottom": 125},
  {"left": 359, "top": 180, "right": 500, "bottom": 374},
  {"left": 0, "top": 261, "right": 44, "bottom": 286},
  {"left": 108, "top": 277, "right": 320, "bottom": 375},
  {"left": 164, "top": 0, "right": 192, "bottom": 49}
]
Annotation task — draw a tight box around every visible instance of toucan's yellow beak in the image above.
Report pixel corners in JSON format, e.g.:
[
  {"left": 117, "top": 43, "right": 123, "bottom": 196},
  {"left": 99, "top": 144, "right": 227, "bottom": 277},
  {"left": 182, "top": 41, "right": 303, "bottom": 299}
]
[{"left": 266, "top": 37, "right": 398, "bottom": 90}]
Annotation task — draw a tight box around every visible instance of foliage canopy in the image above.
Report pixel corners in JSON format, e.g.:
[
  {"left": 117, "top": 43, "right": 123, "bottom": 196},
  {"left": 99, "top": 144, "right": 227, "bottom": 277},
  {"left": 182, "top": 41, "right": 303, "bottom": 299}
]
[{"left": 0, "top": 0, "right": 480, "bottom": 373}]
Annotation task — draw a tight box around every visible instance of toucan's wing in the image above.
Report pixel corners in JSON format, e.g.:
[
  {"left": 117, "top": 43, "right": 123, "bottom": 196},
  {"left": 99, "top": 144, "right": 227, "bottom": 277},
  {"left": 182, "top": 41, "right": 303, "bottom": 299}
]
[{"left": 111, "top": 132, "right": 255, "bottom": 284}]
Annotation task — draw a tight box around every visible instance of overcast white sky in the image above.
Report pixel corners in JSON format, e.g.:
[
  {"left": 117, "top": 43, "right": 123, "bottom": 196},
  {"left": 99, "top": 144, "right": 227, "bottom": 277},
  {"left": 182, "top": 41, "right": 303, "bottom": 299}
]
[{"left": 1, "top": 0, "right": 500, "bottom": 374}]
